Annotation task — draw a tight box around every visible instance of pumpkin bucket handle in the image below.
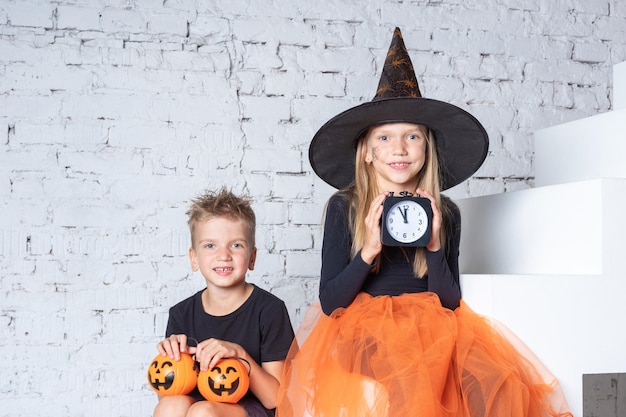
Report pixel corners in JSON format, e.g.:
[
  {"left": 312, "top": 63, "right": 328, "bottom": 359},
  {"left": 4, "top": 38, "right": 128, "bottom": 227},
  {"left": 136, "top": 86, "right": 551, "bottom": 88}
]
[{"left": 234, "top": 357, "right": 251, "bottom": 375}]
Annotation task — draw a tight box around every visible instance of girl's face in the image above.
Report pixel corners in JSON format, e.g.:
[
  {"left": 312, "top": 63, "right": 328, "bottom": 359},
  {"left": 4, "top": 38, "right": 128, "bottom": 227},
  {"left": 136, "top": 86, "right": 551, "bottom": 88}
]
[{"left": 364, "top": 122, "right": 428, "bottom": 193}]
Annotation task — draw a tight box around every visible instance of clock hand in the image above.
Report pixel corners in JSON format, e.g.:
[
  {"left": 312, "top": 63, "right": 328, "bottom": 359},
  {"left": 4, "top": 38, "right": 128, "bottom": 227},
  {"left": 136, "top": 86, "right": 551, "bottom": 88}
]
[{"left": 398, "top": 206, "right": 409, "bottom": 223}]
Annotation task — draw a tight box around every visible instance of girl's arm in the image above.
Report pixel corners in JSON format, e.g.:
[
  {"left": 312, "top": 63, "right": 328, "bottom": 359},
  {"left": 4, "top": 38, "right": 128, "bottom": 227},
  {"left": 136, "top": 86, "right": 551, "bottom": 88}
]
[
  {"left": 318, "top": 194, "right": 373, "bottom": 315},
  {"left": 425, "top": 197, "right": 461, "bottom": 309}
]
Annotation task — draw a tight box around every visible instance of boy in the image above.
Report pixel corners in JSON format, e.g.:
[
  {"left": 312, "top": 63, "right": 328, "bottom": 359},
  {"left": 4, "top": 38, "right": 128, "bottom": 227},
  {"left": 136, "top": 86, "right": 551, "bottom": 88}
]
[{"left": 154, "top": 188, "right": 295, "bottom": 417}]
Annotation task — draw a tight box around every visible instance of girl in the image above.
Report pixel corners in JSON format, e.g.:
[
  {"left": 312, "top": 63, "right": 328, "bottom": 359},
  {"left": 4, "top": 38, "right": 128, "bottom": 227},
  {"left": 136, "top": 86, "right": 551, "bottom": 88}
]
[{"left": 276, "top": 28, "right": 572, "bottom": 417}]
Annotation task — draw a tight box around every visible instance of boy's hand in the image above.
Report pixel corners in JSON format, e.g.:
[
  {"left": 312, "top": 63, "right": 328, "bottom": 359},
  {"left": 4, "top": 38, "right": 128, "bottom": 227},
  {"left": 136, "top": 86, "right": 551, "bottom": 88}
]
[
  {"left": 156, "top": 334, "right": 190, "bottom": 361},
  {"left": 193, "top": 338, "right": 245, "bottom": 372}
]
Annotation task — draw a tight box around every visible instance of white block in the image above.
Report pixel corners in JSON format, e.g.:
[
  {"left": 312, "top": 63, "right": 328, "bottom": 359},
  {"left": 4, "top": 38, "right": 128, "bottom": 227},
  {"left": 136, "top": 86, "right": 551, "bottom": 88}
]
[
  {"left": 614, "top": 61, "right": 626, "bottom": 110},
  {"left": 534, "top": 108, "right": 626, "bottom": 187},
  {"left": 456, "top": 179, "right": 608, "bottom": 275}
]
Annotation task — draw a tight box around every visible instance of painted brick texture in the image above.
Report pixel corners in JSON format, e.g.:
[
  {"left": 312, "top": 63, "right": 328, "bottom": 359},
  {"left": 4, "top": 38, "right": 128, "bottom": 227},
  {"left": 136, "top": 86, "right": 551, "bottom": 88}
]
[{"left": 1, "top": 0, "right": 625, "bottom": 415}]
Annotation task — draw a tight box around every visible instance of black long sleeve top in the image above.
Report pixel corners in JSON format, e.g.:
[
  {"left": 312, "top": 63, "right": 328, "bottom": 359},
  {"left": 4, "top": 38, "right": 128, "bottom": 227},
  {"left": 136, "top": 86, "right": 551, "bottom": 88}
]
[{"left": 318, "top": 192, "right": 462, "bottom": 315}]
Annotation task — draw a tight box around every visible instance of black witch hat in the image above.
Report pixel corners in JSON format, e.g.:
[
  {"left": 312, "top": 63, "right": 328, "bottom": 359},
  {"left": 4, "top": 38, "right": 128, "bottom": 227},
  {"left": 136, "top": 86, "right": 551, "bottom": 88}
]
[{"left": 308, "top": 27, "right": 489, "bottom": 190}]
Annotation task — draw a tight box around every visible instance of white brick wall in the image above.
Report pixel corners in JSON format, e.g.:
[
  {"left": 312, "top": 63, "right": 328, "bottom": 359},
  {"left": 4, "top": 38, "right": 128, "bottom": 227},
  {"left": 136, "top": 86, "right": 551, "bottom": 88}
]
[{"left": 1, "top": 1, "right": 624, "bottom": 415}]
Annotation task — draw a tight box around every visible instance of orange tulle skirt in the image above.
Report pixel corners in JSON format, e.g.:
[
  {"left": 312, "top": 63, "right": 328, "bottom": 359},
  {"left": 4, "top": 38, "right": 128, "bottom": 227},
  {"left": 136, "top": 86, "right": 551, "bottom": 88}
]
[{"left": 276, "top": 292, "right": 572, "bottom": 417}]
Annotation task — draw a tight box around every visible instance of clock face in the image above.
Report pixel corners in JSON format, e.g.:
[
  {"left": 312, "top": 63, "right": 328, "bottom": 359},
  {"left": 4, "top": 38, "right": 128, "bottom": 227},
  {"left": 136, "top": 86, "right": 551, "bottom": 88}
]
[{"left": 385, "top": 199, "right": 429, "bottom": 244}]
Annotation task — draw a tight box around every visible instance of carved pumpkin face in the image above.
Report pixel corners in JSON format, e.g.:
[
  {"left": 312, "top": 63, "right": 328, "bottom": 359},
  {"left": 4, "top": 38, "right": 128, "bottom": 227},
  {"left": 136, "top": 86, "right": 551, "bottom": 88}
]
[
  {"left": 147, "top": 353, "right": 198, "bottom": 396},
  {"left": 197, "top": 357, "right": 250, "bottom": 403}
]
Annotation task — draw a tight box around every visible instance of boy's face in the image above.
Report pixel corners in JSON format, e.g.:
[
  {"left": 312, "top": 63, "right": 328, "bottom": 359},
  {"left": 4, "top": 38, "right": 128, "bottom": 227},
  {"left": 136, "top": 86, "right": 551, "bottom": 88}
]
[{"left": 188, "top": 216, "right": 256, "bottom": 289}]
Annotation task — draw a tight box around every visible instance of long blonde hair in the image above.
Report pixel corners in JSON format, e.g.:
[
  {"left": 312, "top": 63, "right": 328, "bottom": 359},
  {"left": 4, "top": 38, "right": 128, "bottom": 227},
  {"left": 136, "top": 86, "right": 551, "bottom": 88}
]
[{"left": 347, "top": 124, "right": 447, "bottom": 278}]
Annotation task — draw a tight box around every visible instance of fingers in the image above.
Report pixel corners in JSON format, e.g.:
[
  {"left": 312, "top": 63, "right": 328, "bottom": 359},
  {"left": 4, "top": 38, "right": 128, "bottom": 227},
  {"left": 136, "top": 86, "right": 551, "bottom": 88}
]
[
  {"left": 417, "top": 189, "right": 441, "bottom": 217},
  {"left": 416, "top": 188, "right": 442, "bottom": 251},
  {"left": 194, "top": 339, "right": 241, "bottom": 372},
  {"left": 156, "top": 336, "right": 240, "bottom": 370},
  {"left": 361, "top": 192, "right": 387, "bottom": 263},
  {"left": 365, "top": 193, "right": 386, "bottom": 228},
  {"left": 416, "top": 188, "right": 434, "bottom": 204},
  {"left": 416, "top": 189, "right": 438, "bottom": 216},
  {"left": 156, "top": 334, "right": 189, "bottom": 361}
]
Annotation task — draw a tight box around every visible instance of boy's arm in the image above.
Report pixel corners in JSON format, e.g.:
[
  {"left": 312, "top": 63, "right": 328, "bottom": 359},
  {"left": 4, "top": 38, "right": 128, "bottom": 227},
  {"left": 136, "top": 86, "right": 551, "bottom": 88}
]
[
  {"left": 251, "top": 294, "right": 294, "bottom": 409},
  {"left": 245, "top": 358, "right": 285, "bottom": 410}
]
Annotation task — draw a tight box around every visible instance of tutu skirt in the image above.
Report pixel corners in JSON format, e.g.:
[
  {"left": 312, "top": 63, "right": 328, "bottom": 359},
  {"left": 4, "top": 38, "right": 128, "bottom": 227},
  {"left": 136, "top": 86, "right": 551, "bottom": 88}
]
[{"left": 276, "top": 292, "right": 572, "bottom": 417}]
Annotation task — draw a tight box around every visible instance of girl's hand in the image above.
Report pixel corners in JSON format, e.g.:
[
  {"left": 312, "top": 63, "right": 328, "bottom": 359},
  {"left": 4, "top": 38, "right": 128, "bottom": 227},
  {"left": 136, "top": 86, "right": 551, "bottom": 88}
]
[
  {"left": 156, "top": 334, "right": 190, "bottom": 361},
  {"left": 417, "top": 188, "right": 441, "bottom": 252},
  {"left": 192, "top": 338, "right": 244, "bottom": 372},
  {"left": 361, "top": 192, "right": 387, "bottom": 264}
]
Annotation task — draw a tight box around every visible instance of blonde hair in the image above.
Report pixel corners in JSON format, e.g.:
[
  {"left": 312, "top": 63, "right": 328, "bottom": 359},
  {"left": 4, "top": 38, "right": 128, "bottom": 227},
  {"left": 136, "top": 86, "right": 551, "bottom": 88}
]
[
  {"left": 348, "top": 124, "right": 447, "bottom": 278},
  {"left": 186, "top": 187, "right": 256, "bottom": 248}
]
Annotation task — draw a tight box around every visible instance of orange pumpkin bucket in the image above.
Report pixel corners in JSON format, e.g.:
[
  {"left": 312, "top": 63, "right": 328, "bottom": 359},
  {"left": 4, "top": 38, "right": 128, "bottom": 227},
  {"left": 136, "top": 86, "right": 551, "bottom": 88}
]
[
  {"left": 147, "top": 352, "right": 198, "bottom": 396},
  {"left": 197, "top": 357, "right": 250, "bottom": 403}
]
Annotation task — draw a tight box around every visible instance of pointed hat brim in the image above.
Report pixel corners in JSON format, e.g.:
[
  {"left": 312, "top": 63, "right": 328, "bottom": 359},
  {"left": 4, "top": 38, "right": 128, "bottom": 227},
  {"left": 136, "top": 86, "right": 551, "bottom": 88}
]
[{"left": 308, "top": 28, "right": 489, "bottom": 190}]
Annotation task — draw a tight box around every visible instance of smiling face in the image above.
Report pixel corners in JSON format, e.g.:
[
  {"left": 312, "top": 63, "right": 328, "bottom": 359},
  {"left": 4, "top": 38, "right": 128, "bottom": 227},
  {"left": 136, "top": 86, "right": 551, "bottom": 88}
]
[
  {"left": 147, "top": 353, "right": 198, "bottom": 396},
  {"left": 364, "top": 122, "right": 428, "bottom": 194},
  {"left": 197, "top": 357, "right": 250, "bottom": 403},
  {"left": 188, "top": 216, "right": 256, "bottom": 290}
]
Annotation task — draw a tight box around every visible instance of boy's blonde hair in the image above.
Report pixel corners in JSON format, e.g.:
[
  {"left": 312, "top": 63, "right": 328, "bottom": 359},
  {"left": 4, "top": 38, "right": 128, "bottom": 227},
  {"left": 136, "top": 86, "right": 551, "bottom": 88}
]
[{"left": 186, "top": 187, "right": 256, "bottom": 247}]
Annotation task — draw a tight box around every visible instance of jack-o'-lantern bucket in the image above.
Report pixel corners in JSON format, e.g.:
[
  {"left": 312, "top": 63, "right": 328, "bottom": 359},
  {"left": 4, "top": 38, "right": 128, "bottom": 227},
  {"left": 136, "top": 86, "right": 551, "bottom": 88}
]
[
  {"left": 197, "top": 357, "right": 250, "bottom": 403},
  {"left": 147, "top": 352, "right": 198, "bottom": 396}
]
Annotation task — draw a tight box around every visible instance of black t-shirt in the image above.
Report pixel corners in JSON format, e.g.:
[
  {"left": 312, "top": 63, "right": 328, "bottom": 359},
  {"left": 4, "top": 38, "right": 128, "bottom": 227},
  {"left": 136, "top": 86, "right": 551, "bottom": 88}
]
[
  {"left": 166, "top": 284, "right": 295, "bottom": 366},
  {"left": 318, "top": 191, "right": 462, "bottom": 315},
  {"left": 165, "top": 284, "right": 294, "bottom": 414}
]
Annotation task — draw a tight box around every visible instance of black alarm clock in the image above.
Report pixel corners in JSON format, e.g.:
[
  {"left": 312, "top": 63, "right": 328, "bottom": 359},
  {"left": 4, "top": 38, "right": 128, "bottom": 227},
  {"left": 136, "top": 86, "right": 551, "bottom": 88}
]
[{"left": 381, "top": 192, "right": 432, "bottom": 247}]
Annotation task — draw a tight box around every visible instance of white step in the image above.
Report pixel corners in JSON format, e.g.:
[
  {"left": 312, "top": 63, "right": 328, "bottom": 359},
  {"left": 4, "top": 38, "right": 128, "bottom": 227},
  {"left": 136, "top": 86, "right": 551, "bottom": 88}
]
[
  {"left": 534, "top": 108, "right": 626, "bottom": 187},
  {"left": 461, "top": 268, "right": 626, "bottom": 417},
  {"left": 457, "top": 178, "right": 626, "bottom": 417}
]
